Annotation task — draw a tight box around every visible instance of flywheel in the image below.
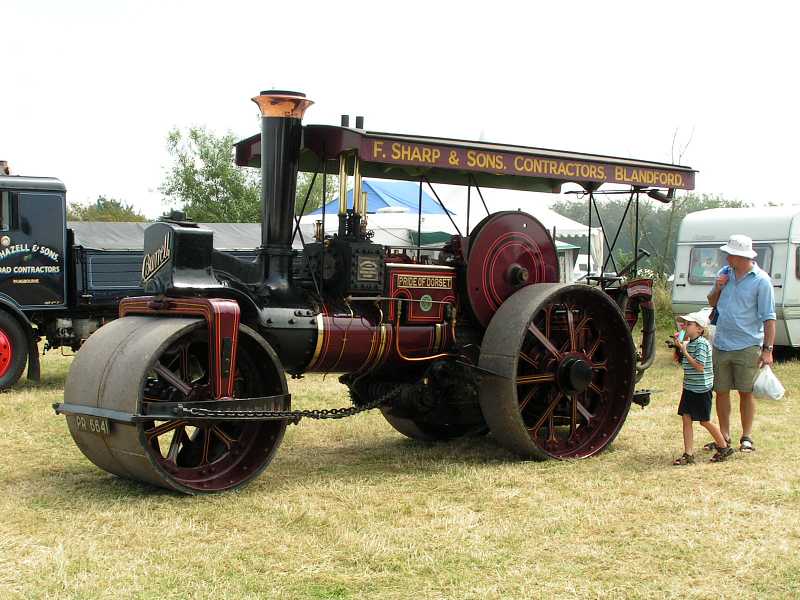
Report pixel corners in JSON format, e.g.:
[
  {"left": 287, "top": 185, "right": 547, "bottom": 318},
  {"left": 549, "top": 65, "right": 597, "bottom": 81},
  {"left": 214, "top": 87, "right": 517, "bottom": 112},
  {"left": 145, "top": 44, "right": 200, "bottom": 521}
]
[
  {"left": 478, "top": 283, "right": 635, "bottom": 459},
  {"left": 466, "top": 211, "right": 559, "bottom": 327}
]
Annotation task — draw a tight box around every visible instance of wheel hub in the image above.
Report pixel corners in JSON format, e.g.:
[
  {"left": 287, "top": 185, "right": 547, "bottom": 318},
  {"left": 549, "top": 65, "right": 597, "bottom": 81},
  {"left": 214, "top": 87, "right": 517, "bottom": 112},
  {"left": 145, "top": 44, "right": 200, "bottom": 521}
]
[
  {"left": 0, "top": 329, "right": 12, "bottom": 377},
  {"left": 557, "top": 356, "right": 592, "bottom": 393}
]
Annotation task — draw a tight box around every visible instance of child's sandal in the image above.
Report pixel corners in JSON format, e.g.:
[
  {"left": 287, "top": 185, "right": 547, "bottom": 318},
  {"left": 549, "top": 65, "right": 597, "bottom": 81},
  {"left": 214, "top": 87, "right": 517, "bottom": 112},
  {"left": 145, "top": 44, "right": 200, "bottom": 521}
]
[
  {"left": 710, "top": 446, "right": 735, "bottom": 462},
  {"left": 673, "top": 453, "right": 695, "bottom": 466},
  {"left": 703, "top": 436, "right": 730, "bottom": 452}
]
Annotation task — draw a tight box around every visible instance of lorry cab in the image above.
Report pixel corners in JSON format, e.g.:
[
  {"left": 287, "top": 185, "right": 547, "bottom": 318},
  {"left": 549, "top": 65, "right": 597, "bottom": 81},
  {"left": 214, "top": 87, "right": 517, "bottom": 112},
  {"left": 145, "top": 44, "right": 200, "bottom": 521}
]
[
  {"left": 672, "top": 207, "right": 800, "bottom": 348},
  {"left": 0, "top": 176, "right": 67, "bottom": 308}
]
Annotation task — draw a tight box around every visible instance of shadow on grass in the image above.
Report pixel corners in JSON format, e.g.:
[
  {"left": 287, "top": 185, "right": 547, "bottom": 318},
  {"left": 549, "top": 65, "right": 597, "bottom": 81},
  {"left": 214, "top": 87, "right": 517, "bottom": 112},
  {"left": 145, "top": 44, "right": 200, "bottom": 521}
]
[{"left": 27, "top": 431, "right": 543, "bottom": 504}]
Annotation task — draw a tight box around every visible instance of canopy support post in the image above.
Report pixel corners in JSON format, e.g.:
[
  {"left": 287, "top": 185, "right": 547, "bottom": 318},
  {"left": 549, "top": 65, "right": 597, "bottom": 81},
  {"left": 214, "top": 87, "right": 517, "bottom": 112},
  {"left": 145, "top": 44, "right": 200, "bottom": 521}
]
[
  {"left": 417, "top": 177, "right": 423, "bottom": 262},
  {"left": 423, "top": 177, "right": 461, "bottom": 238}
]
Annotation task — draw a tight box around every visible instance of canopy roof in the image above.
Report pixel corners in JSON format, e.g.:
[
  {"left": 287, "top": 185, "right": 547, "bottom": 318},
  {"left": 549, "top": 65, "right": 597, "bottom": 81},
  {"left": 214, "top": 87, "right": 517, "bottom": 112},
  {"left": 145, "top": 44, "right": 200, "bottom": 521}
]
[
  {"left": 236, "top": 125, "right": 695, "bottom": 194},
  {"left": 310, "top": 179, "right": 453, "bottom": 215}
]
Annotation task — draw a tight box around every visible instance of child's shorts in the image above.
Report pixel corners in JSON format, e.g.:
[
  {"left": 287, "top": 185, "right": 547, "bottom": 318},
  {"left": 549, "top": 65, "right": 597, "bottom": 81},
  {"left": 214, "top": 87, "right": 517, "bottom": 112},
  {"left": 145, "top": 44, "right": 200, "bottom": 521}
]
[{"left": 678, "top": 389, "right": 713, "bottom": 422}]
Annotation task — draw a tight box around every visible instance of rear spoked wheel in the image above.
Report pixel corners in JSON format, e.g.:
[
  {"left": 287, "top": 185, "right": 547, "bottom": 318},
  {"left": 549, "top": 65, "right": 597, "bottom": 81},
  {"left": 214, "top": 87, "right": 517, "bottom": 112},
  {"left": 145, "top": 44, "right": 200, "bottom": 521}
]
[{"left": 479, "top": 284, "right": 635, "bottom": 459}]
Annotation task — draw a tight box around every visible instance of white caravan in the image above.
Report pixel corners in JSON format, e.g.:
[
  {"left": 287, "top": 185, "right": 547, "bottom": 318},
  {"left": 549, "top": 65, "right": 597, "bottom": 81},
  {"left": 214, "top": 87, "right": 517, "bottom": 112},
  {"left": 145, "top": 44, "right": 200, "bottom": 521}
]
[{"left": 671, "top": 206, "right": 800, "bottom": 348}]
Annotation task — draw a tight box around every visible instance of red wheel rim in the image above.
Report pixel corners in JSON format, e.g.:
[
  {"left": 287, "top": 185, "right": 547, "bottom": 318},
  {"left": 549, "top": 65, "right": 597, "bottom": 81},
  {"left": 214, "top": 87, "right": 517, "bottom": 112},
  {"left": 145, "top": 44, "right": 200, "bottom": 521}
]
[
  {"left": 0, "top": 329, "right": 13, "bottom": 377},
  {"left": 515, "top": 293, "right": 633, "bottom": 458},
  {"left": 140, "top": 331, "right": 284, "bottom": 492}
]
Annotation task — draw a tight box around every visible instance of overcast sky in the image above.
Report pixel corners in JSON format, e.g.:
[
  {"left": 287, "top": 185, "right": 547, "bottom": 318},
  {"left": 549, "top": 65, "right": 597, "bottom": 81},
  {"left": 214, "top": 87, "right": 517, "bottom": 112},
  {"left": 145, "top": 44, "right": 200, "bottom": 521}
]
[{"left": 2, "top": 1, "right": 798, "bottom": 218}]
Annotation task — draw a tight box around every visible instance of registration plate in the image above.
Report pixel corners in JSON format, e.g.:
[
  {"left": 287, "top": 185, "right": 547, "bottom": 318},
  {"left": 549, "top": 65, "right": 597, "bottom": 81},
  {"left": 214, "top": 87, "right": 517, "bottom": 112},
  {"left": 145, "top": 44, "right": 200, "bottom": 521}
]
[{"left": 73, "top": 415, "right": 112, "bottom": 436}]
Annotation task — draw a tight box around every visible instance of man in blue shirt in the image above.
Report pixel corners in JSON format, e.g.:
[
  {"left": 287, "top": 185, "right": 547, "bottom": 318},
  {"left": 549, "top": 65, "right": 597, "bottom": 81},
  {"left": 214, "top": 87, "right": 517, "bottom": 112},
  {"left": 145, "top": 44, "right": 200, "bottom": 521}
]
[{"left": 707, "top": 234, "right": 776, "bottom": 453}]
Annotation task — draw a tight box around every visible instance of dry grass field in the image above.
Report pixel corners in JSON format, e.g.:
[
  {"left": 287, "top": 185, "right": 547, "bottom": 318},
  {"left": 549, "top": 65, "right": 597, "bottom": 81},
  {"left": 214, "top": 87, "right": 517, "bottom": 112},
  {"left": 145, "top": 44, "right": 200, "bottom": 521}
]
[{"left": 1, "top": 337, "right": 798, "bottom": 599}]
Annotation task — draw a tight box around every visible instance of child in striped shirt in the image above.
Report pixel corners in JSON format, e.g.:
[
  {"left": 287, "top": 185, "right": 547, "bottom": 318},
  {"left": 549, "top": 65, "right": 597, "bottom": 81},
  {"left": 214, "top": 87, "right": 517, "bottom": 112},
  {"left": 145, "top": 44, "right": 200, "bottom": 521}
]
[{"left": 673, "top": 311, "right": 734, "bottom": 465}]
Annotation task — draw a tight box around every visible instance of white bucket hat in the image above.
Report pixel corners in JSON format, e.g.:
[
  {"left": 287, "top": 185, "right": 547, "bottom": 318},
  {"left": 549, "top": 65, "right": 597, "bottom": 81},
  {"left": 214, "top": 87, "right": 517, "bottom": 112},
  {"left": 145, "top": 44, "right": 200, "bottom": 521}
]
[
  {"left": 719, "top": 234, "right": 757, "bottom": 258},
  {"left": 678, "top": 311, "right": 709, "bottom": 328}
]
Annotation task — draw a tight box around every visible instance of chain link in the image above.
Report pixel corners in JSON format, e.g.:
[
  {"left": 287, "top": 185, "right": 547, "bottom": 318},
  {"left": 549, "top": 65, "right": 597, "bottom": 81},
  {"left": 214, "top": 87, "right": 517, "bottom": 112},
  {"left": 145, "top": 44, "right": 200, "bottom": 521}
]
[{"left": 178, "top": 385, "right": 402, "bottom": 423}]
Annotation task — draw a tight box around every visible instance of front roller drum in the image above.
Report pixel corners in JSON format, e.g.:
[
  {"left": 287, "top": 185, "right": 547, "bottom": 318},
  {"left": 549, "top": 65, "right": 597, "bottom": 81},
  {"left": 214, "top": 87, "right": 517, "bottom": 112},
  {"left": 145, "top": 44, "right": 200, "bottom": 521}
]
[
  {"left": 478, "top": 283, "right": 636, "bottom": 460},
  {"left": 62, "top": 316, "right": 287, "bottom": 494}
]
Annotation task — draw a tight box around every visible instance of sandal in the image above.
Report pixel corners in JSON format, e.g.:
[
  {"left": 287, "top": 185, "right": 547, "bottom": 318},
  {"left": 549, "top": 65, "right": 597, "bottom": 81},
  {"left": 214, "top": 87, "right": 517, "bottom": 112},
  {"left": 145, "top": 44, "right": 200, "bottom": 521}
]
[
  {"left": 703, "top": 436, "right": 730, "bottom": 452},
  {"left": 739, "top": 436, "right": 756, "bottom": 453},
  {"left": 711, "top": 446, "right": 735, "bottom": 462},
  {"left": 673, "top": 453, "right": 695, "bottom": 466}
]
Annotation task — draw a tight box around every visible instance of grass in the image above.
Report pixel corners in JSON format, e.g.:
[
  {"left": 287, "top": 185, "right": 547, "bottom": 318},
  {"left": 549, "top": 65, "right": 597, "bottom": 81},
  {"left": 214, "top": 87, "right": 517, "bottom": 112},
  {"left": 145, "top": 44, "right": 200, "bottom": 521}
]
[{"left": 1, "top": 335, "right": 799, "bottom": 599}]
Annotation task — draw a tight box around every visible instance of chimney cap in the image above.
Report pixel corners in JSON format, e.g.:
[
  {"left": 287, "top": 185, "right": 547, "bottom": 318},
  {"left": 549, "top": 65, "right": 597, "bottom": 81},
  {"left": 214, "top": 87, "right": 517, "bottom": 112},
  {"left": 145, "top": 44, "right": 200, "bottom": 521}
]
[{"left": 259, "top": 90, "right": 306, "bottom": 97}]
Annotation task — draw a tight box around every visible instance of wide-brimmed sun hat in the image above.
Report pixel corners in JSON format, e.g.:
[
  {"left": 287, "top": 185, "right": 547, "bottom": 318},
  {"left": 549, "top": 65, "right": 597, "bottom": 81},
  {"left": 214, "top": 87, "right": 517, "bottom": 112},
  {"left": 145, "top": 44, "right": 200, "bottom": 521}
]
[
  {"left": 719, "top": 234, "right": 757, "bottom": 258},
  {"left": 678, "top": 311, "right": 709, "bottom": 328}
]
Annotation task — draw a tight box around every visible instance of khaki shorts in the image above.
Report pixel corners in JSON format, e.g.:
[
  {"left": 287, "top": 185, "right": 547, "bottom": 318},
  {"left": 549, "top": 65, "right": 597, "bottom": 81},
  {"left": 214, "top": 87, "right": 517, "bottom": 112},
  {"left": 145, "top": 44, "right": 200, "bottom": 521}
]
[{"left": 713, "top": 346, "right": 760, "bottom": 392}]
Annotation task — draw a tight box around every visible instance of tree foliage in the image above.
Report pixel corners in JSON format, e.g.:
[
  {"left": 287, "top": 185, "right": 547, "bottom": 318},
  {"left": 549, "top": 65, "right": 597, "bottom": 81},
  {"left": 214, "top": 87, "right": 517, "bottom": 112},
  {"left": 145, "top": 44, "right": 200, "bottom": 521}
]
[
  {"left": 160, "top": 126, "right": 337, "bottom": 223},
  {"left": 550, "top": 192, "right": 749, "bottom": 276},
  {"left": 67, "top": 196, "right": 146, "bottom": 222}
]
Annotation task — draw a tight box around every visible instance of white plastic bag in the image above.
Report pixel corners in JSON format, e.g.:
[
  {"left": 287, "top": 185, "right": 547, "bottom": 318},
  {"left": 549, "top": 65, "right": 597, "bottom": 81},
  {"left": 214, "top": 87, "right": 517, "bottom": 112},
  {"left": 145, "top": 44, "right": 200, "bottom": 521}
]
[{"left": 753, "top": 365, "right": 785, "bottom": 400}]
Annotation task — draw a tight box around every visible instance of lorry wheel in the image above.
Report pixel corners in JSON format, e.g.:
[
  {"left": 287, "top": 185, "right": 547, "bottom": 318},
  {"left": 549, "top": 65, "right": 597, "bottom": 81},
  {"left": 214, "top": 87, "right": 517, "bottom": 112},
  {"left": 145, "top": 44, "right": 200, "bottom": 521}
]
[{"left": 0, "top": 311, "right": 28, "bottom": 390}]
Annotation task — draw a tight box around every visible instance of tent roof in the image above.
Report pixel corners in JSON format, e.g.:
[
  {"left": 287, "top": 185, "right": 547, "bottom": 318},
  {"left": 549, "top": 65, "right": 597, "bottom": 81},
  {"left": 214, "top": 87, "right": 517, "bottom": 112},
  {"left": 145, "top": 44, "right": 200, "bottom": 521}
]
[
  {"left": 69, "top": 222, "right": 262, "bottom": 251},
  {"left": 310, "top": 179, "right": 453, "bottom": 216}
]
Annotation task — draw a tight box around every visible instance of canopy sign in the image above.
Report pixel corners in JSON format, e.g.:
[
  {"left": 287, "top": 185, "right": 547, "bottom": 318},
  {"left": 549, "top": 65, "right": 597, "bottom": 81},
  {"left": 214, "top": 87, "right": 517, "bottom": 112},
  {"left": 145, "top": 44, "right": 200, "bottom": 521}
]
[{"left": 362, "top": 136, "right": 694, "bottom": 190}]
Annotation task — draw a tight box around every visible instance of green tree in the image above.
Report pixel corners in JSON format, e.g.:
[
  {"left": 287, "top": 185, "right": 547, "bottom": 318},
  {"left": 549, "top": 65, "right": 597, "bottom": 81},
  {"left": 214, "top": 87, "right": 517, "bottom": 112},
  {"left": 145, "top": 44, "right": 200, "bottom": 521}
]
[
  {"left": 160, "top": 126, "right": 338, "bottom": 223},
  {"left": 295, "top": 170, "right": 338, "bottom": 216},
  {"left": 160, "top": 127, "right": 260, "bottom": 222},
  {"left": 67, "top": 196, "right": 146, "bottom": 222},
  {"left": 550, "top": 192, "right": 749, "bottom": 276}
]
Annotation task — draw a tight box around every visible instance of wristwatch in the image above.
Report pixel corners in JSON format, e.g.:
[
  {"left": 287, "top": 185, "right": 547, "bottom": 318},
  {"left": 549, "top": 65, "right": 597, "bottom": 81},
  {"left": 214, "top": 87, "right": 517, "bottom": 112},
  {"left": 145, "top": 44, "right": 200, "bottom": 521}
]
[{"left": 762, "top": 345, "right": 773, "bottom": 352}]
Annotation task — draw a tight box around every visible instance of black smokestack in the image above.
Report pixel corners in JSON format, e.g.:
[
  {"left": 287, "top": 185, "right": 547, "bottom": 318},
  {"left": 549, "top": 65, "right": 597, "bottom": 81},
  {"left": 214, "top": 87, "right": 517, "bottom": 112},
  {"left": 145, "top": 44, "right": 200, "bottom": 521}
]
[{"left": 251, "top": 90, "right": 313, "bottom": 294}]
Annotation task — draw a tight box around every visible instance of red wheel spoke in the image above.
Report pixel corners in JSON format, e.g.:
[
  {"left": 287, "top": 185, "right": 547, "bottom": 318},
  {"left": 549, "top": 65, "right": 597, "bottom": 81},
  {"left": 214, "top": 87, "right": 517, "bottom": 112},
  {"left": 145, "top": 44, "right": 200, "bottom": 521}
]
[
  {"left": 211, "top": 425, "right": 237, "bottom": 449},
  {"left": 588, "top": 382, "right": 603, "bottom": 396},
  {"left": 179, "top": 342, "right": 190, "bottom": 383},
  {"left": 517, "top": 372, "right": 555, "bottom": 385},
  {"left": 200, "top": 427, "right": 212, "bottom": 466},
  {"left": 547, "top": 410, "right": 557, "bottom": 444},
  {"left": 587, "top": 337, "right": 602, "bottom": 360},
  {"left": 566, "top": 306, "right": 577, "bottom": 352},
  {"left": 575, "top": 315, "right": 591, "bottom": 334},
  {"left": 592, "top": 360, "right": 608, "bottom": 371},
  {"left": 145, "top": 419, "right": 188, "bottom": 440},
  {"left": 518, "top": 387, "right": 536, "bottom": 412},
  {"left": 546, "top": 306, "right": 554, "bottom": 339},
  {"left": 519, "top": 352, "right": 538, "bottom": 369},
  {"left": 153, "top": 362, "right": 193, "bottom": 396},
  {"left": 528, "top": 323, "right": 562, "bottom": 359},
  {"left": 166, "top": 425, "right": 186, "bottom": 463},
  {"left": 570, "top": 393, "right": 578, "bottom": 436},
  {"left": 576, "top": 397, "right": 594, "bottom": 423},
  {"left": 528, "top": 391, "right": 563, "bottom": 434},
  {"left": 575, "top": 315, "right": 591, "bottom": 352}
]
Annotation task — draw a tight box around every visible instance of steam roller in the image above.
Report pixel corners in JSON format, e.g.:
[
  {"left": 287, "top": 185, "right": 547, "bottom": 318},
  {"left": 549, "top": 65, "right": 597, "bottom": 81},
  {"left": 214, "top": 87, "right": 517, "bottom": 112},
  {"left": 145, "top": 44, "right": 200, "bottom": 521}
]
[{"left": 54, "top": 86, "right": 691, "bottom": 494}]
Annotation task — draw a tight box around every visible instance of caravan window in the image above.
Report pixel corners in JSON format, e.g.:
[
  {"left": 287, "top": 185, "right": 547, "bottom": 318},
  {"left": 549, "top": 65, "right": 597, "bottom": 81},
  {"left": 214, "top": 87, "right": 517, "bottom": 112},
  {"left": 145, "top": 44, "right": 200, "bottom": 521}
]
[
  {"left": 689, "top": 244, "right": 772, "bottom": 284},
  {"left": 796, "top": 246, "right": 800, "bottom": 279},
  {"left": 688, "top": 246, "right": 724, "bottom": 284},
  {"left": 753, "top": 245, "right": 772, "bottom": 274}
]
